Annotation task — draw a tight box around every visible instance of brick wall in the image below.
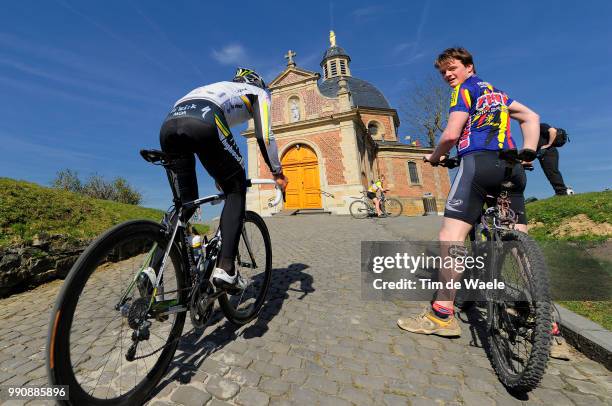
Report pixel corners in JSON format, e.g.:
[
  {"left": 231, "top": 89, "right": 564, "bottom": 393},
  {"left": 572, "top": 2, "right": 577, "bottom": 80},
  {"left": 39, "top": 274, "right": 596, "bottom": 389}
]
[
  {"left": 378, "top": 156, "right": 450, "bottom": 199},
  {"left": 271, "top": 86, "right": 339, "bottom": 126},
  {"left": 255, "top": 130, "right": 345, "bottom": 186},
  {"left": 313, "top": 130, "right": 345, "bottom": 185},
  {"left": 360, "top": 113, "right": 395, "bottom": 142}
]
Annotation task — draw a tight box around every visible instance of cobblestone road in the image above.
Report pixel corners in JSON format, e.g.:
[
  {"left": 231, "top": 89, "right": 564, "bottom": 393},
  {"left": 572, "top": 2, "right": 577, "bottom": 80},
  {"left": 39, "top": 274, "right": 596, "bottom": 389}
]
[{"left": 0, "top": 216, "right": 610, "bottom": 405}]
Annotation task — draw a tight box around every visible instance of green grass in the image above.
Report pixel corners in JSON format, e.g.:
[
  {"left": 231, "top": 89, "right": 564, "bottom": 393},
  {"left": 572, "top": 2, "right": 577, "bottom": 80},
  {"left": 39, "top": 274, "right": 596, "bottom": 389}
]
[
  {"left": 558, "top": 301, "right": 612, "bottom": 331},
  {"left": 526, "top": 191, "right": 612, "bottom": 329},
  {"left": 526, "top": 190, "right": 612, "bottom": 241},
  {"left": 0, "top": 177, "right": 207, "bottom": 247}
]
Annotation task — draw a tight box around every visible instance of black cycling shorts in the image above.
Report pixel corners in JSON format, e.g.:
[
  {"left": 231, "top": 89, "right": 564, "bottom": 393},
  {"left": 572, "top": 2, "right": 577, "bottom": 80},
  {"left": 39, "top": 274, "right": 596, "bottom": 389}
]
[
  {"left": 367, "top": 191, "right": 377, "bottom": 200},
  {"left": 159, "top": 100, "right": 244, "bottom": 182},
  {"left": 444, "top": 151, "right": 527, "bottom": 225}
]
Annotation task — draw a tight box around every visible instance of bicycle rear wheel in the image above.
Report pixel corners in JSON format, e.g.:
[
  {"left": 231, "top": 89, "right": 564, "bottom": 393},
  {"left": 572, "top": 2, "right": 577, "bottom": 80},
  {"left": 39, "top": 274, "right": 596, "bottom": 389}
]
[
  {"left": 47, "top": 220, "right": 187, "bottom": 405},
  {"left": 486, "top": 230, "right": 552, "bottom": 392},
  {"left": 349, "top": 200, "right": 370, "bottom": 219},
  {"left": 219, "top": 211, "right": 272, "bottom": 325},
  {"left": 383, "top": 198, "right": 403, "bottom": 217}
]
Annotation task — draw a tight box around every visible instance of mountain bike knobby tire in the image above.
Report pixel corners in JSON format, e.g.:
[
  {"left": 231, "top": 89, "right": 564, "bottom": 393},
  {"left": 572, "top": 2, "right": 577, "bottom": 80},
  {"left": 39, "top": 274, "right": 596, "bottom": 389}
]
[
  {"left": 47, "top": 220, "right": 187, "bottom": 406},
  {"left": 487, "top": 230, "right": 552, "bottom": 393}
]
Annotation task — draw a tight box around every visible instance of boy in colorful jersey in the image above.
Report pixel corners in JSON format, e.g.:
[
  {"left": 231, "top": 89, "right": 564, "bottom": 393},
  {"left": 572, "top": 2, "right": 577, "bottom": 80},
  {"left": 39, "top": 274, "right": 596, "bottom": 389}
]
[{"left": 397, "top": 48, "right": 540, "bottom": 336}]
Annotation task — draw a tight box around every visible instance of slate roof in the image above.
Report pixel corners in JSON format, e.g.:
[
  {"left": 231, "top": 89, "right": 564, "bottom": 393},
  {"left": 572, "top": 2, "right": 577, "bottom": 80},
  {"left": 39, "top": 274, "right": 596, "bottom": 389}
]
[
  {"left": 320, "top": 46, "right": 351, "bottom": 65},
  {"left": 318, "top": 77, "right": 391, "bottom": 109}
]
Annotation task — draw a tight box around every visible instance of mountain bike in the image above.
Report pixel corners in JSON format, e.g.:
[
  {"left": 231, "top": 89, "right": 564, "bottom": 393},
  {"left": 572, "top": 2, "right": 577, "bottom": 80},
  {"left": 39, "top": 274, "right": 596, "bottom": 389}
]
[
  {"left": 430, "top": 151, "right": 552, "bottom": 393},
  {"left": 47, "top": 149, "right": 283, "bottom": 405},
  {"left": 349, "top": 191, "right": 403, "bottom": 219}
]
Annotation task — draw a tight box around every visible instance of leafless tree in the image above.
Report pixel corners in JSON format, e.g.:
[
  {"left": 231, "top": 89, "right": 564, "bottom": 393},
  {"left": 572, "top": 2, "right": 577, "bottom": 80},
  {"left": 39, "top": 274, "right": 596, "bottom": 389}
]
[
  {"left": 399, "top": 74, "right": 451, "bottom": 147},
  {"left": 52, "top": 169, "right": 142, "bottom": 205}
]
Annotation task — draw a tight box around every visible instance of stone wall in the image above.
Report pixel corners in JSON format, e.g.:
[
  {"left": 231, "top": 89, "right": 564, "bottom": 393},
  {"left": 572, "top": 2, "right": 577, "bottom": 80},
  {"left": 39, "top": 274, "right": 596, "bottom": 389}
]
[
  {"left": 0, "top": 234, "right": 88, "bottom": 297},
  {"left": 0, "top": 233, "right": 152, "bottom": 298}
]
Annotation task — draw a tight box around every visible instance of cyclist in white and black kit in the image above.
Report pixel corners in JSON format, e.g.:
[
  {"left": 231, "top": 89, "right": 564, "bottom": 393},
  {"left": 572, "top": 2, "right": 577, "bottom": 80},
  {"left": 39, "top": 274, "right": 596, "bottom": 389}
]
[{"left": 159, "top": 68, "right": 288, "bottom": 293}]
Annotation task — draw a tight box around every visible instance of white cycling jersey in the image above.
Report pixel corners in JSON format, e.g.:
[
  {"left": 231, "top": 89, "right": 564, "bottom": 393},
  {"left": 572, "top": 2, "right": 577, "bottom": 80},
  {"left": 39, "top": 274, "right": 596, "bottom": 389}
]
[{"left": 175, "top": 81, "right": 282, "bottom": 174}]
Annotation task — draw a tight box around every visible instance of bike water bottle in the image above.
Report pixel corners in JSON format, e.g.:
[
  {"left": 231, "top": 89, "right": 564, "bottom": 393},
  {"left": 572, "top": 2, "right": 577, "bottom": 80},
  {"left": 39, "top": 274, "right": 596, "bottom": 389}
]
[
  {"left": 136, "top": 267, "right": 156, "bottom": 298},
  {"left": 191, "top": 234, "right": 203, "bottom": 266}
]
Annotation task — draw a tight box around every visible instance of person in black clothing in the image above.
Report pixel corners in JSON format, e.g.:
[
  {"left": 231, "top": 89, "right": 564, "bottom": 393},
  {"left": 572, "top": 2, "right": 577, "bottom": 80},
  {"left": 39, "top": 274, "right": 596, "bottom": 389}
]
[{"left": 537, "top": 123, "right": 572, "bottom": 195}]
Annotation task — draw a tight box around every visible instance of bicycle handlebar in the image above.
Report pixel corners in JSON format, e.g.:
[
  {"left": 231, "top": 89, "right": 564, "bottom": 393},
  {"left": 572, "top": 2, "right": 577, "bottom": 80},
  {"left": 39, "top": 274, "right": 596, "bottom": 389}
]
[
  {"left": 423, "top": 149, "right": 537, "bottom": 170},
  {"left": 248, "top": 179, "right": 284, "bottom": 207},
  {"left": 423, "top": 156, "right": 461, "bottom": 169}
]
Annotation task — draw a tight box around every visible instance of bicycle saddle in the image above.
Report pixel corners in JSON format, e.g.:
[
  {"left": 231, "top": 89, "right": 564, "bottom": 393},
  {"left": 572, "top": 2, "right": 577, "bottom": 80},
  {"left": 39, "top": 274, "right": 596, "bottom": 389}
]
[
  {"left": 140, "top": 149, "right": 167, "bottom": 164},
  {"left": 140, "top": 149, "right": 186, "bottom": 166}
]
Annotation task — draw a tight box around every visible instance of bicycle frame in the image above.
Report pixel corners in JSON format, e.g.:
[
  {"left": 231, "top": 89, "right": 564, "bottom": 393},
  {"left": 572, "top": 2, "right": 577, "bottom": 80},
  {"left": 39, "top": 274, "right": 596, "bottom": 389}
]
[{"left": 115, "top": 177, "right": 280, "bottom": 318}]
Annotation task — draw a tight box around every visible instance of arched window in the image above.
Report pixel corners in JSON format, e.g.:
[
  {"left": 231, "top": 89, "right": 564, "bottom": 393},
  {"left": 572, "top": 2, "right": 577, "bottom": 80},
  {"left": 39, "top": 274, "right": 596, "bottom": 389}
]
[
  {"left": 368, "top": 122, "right": 379, "bottom": 137},
  {"left": 288, "top": 97, "right": 301, "bottom": 122},
  {"left": 407, "top": 161, "right": 420, "bottom": 184}
]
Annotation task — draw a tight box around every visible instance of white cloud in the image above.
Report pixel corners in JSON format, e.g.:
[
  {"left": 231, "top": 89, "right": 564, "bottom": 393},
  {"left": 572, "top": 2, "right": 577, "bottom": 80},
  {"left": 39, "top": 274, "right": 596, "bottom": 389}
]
[
  {"left": 0, "top": 56, "right": 166, "bottom": 106},
  {"left": 576, "top": 164, "right": 612, "bottom": 172},
  {"left": 211, "top": 44, "right": 248, "bottom": 65},
  {"left": 393, "top": 42, "right": 415, "bottom": 55},
  {"left": 352, "top": 5, "right": 384, "bottom": 19},
  {"left": 56, "top": 0, "right": 173, "bottom": 74},
  {"left": 410, "top": 0, "right": 430, "bottom": 59}
]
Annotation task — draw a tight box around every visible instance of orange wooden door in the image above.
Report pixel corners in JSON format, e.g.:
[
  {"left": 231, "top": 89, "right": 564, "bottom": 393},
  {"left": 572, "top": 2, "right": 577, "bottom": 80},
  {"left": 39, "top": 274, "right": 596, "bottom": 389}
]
[
  {"left": 281, "top": 145, "right": 322, "bottom": 209},
  {"left": 302, "top": 164, "right": 322, "bottom": 208},
  {"left": 284, "top": 166, "right": 301, "bottom": 209}
]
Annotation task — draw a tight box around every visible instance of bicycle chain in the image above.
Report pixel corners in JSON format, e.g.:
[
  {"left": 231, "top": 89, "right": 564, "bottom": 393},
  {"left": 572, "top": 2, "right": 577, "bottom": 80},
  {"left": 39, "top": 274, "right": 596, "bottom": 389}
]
[{"left": 126, "top": 284, "right": 198, "bottom": 361}]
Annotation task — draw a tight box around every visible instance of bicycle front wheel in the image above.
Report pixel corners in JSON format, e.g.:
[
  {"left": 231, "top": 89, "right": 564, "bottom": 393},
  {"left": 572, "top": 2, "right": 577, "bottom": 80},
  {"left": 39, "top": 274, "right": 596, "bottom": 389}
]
[
  {"left": 349, "top": 200, "right": 370, "bottom": 219},
  {"left": 487, "top": 230, "right": 552, "bottom": 392},
  {"left": 219, "top": 210, "right": 272, "bottom": 325},
  {"left": 383, "top": 198, "right": 403, "bottom": 217},
  {"left": 47, "top": 220, "right": 187, "bottom": 405}
]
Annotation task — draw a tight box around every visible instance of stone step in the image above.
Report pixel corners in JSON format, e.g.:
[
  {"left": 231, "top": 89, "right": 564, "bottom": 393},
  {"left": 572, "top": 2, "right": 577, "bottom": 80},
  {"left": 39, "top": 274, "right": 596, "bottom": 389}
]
[
  {"left": 294, "top": 209, "right": 332, "bottom": 215},
  {"left": 271, "top": 209, "right": 299, "bottom": 216}
]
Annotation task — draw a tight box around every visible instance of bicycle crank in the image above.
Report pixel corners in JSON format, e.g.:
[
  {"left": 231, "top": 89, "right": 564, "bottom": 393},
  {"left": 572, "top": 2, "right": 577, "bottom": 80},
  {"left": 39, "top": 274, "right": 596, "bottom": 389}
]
[{"left": 190, "top": 280, "right": 215, "bottom": 329}]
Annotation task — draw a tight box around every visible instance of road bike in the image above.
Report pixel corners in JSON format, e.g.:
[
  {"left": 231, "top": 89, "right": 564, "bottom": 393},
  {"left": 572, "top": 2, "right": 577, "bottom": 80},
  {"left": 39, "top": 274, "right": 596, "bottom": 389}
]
[
  {"left": 47, "top": 149, "right": 282, "bottom": 405},
  {"left": 349, "top": 191, "right": 403, "bottom": 219},
  {"left": 430, "top": 151, "right": 552, "bottom": 393}
]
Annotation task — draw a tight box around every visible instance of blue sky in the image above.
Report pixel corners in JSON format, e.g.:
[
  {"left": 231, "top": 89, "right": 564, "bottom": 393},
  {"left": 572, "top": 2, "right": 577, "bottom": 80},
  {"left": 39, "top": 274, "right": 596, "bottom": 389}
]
[{"left": 1, "top": 1, "right": 610, "bottom": 220}]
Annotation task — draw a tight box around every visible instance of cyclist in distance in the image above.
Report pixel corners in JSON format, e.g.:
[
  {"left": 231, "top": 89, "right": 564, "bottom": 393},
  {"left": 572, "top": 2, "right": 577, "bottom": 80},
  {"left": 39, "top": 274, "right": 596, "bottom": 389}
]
[
  {"left": 159, "top": 68, "right": 288, "bottom": 293},
  {"left": 397, "top": 47, "right": 540, "bottom": 337},
  {"left": 367, "top": 175, "right": 386, "bottom": 217}
]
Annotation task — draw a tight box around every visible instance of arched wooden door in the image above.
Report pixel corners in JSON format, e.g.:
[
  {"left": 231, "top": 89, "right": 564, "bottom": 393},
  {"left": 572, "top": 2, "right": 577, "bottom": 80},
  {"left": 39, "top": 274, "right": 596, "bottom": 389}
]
[{"left": 282, "top": 144, "right": 322, "bottom": 209}]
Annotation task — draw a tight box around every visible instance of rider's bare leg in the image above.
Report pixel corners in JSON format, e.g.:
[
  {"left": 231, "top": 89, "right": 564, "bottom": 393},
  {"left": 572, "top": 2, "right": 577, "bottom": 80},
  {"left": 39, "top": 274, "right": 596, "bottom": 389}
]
[
  {"left": 515, "top": 223, "right": 527, "bottom": 233},
  {"left": 373, "top": 197, "right": 382, "bottom": 216},
  {"left": 435, "top": 217, "right": 473, "bottom": 309}
]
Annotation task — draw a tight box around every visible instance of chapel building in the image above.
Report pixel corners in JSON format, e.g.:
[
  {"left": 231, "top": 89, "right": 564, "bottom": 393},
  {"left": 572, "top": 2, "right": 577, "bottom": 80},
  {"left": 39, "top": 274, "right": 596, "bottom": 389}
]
[{"left": 244, "top": 32, "right": 450, "bottom": 216}]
